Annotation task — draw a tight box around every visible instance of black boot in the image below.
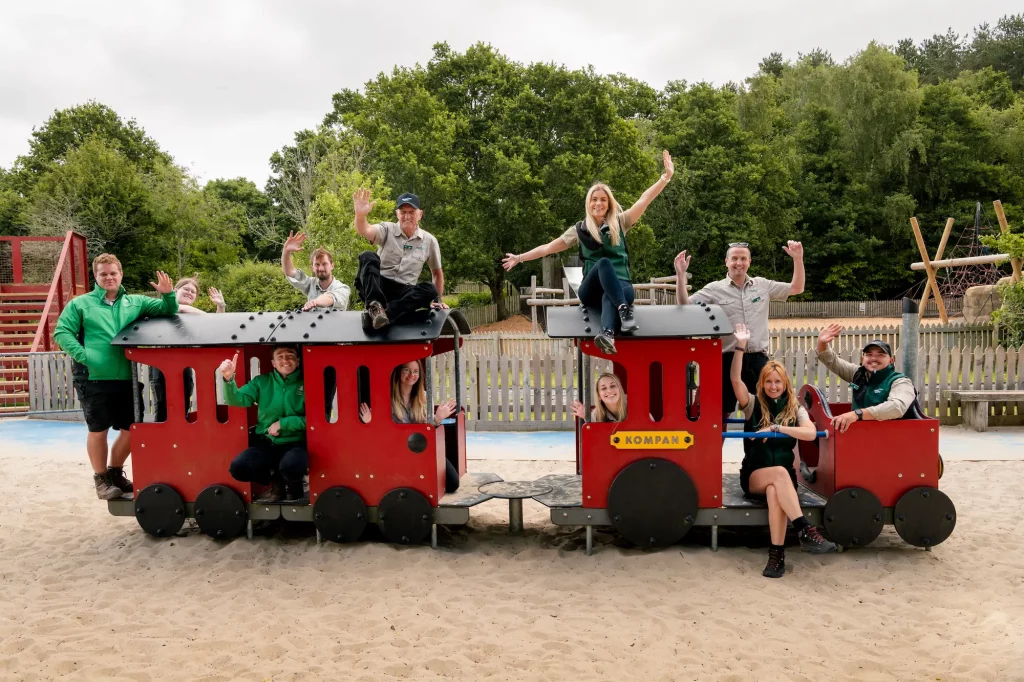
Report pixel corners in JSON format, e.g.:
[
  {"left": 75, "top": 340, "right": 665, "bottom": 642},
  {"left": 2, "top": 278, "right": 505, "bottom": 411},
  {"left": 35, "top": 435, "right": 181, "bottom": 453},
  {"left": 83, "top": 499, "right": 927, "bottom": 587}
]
[
  {"left": 798, "top": 525, "right": 839, "bottom": 554},
  {"left": 594, "top": 329, "right": 616, "bottom": 355},
  {"left": 617, "top": 304, "right": 638, "bottom": 334},
  {"left": 107, "top": 466, "right": 133, "bottom": 493},
  {"left": 283, "top": 481, "right": 307, "bottom": 503},
  {"left": 763, "top": 545, "right": 786, "bottom": 578}
]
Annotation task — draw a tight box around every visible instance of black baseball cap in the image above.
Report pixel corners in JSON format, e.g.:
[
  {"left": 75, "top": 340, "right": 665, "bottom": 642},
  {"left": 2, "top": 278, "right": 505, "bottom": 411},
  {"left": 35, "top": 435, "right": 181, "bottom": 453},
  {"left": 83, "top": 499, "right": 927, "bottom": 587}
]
[
  {"left": 862, "top": 339, "right": 893, "bottom": 356},
  {"left": 396, "top": 192, "right": 420, "bottom": 209}
]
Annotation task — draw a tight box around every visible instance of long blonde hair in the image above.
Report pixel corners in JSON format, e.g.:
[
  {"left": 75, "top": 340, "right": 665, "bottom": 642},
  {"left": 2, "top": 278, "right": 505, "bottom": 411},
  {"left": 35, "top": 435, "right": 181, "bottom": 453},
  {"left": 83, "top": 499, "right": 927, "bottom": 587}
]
[
  {"left": 755, "top": 361, "right": 799, "bottom": 430},
  {"left": 584, "top": 183, "right": 625, "bottom": 246},
  {"left": 391, "top": 360, "right": 428, "bottom": 423},
  {"left": 593, "top": 372, "right": 627, "bottom": 423}
]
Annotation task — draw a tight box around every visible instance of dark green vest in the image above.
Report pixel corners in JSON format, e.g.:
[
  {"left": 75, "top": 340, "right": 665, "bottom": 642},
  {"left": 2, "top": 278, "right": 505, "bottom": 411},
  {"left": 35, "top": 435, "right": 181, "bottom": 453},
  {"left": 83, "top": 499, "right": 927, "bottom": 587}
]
[
  {"left": 850, "top": 365, "right": 904, "bottom": 410},
  {"left": 742, "top": 397, "right": 798, "bottom": 473},
  {"left": 576, "top": 220, "right": 631, "bottom": 281}
]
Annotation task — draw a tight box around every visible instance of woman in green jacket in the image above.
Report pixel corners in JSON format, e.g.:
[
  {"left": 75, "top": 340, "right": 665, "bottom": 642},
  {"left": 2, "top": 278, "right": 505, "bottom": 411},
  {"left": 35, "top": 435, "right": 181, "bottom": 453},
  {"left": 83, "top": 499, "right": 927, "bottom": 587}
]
[
  {"left": 219, "top": 345, "right": 307, "bottom": 502},
  {"left": 732, "top": 324, "right": 837, "bottom": 578},
  {"left": 502, "top": 151, "right": 674, "bottom": 355}
]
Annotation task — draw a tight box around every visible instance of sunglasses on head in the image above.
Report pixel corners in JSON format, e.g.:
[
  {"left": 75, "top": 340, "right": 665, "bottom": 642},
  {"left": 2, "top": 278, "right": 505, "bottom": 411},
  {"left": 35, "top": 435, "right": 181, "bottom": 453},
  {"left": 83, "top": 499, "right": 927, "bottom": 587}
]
[{"left": 728, "top": 242, "right": 749, "bottom": 248}]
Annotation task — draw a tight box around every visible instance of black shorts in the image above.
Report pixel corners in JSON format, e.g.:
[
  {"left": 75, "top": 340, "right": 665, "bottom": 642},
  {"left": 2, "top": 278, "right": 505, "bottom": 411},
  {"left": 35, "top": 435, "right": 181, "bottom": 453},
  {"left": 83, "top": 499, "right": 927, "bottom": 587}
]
[{"left": 73, "top": 379, "right": 142, "bottom": 433}]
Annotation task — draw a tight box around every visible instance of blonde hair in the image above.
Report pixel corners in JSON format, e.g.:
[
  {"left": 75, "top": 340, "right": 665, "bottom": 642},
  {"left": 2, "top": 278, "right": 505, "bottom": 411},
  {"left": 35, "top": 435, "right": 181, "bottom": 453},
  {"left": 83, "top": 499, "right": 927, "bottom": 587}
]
[
  {"left": 584, "top": 183, "right": 624, "bottom": 246},
  {"left": 593, "top": 372, "right": 627, "bottom": 423},
  {"left": 174, "top": 275, "right": 199, "bottom": 292},
  {"left": 754, "top": 361, "right": 799, "bottom": 430},
  {"left": 391, "top": 360, "right": 428, "bottom": 424},
  {"left": 92, "top": 253, "right": 122, "bottom": 274}
]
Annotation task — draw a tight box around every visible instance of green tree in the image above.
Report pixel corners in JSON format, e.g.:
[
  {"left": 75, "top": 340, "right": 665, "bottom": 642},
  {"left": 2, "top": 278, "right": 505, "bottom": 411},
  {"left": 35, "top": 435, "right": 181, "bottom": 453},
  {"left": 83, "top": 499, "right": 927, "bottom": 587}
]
[{"left": 214, "top": 261, "right": 306, "bottom": 312}]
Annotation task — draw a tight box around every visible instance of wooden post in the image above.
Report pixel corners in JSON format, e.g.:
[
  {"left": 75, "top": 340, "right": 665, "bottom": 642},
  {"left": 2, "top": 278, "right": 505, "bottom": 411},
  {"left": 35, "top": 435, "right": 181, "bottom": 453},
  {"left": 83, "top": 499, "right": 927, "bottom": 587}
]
[
  {"left": 993, "top": 200, "right": 1022, "bottom": 282},
  {"left": 919, "top": 217, "right": 954, "bottom": 319},
  {"left": 530, "top": 275, "right": 538, "bottom": 333},
  {"left": 910, "top": 217, "right": 949, "bottom": 323}
]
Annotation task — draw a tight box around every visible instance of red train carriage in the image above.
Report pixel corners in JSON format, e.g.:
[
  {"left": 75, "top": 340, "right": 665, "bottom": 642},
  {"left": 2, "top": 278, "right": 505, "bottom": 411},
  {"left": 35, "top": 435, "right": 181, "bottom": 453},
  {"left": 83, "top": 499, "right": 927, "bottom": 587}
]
[
  {"left": 108, "top": 308, "right": 503, "bottom": 546},
  {"left": 796, "top": 386, "right": 955, "bottom": 549}
]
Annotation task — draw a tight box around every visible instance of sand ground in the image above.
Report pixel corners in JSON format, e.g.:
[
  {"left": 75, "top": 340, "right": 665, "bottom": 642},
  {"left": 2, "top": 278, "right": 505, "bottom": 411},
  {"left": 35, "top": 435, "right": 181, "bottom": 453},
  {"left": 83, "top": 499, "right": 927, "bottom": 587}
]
[{"left": 1, "top": 422, "right": 1023, "bottom": 681}]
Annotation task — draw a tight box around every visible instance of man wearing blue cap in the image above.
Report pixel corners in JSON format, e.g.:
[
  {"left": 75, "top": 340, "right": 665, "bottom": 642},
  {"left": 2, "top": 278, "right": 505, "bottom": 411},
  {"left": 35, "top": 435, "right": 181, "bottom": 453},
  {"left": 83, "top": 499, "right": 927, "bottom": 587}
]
[
  {"left": 352, "top": 188, "right": 446, "bottom": 329},
  {"left": 816, "top": 323, "right": 918, "bottom": 432}
]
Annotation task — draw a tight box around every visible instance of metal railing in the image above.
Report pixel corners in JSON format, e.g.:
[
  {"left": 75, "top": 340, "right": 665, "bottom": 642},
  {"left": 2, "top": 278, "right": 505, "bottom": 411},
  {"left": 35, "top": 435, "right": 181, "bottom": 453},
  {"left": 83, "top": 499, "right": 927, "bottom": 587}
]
[{"left": 30, "top": 232, "right": 89, "bottom": 352}]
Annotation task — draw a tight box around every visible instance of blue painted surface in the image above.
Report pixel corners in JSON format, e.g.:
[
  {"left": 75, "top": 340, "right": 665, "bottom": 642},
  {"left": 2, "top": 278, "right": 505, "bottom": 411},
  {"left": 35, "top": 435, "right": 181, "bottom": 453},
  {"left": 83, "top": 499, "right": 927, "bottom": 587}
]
[{"left": 3, "top": 419, "right": 1023, "bottom": 461}]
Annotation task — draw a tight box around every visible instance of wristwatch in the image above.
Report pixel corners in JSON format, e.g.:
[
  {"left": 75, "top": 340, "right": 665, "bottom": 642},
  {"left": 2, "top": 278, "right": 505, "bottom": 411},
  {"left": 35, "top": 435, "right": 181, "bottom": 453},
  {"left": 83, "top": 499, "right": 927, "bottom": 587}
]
[{"left": 854, "top": 409, "right": 863, "bottom": 421}]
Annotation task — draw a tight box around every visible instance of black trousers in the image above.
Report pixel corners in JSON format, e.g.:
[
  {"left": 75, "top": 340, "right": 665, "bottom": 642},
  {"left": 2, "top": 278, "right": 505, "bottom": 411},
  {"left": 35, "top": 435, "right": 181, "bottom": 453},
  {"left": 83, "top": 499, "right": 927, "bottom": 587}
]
[
  {"left": 354, "top": 251, "right": 438, "bottom": 322},
  {"left": 229, "top": 439, "right": 309, "bottom": 485},
  {"left": 444, "top": 459, "right": 459, "bottom": 494},
  {"left": 149, "top": 366, "right": 194, "bottom": 423},
  {"left": 720, "top": 351, "right": 769, "bottom": 420}
]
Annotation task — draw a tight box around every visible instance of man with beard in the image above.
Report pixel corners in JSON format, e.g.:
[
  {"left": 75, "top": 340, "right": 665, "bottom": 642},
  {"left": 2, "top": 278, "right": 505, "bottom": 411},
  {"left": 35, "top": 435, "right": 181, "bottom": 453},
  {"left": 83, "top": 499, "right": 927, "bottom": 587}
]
[
  {"left": 281, "top": 233, "right": 351, "bottom": 312},
  {"left": 815, "top": 324, "right": 918, "bottom": 432},
  {"left": 674, "top": 241, "right": 805, "bottom": 420}
]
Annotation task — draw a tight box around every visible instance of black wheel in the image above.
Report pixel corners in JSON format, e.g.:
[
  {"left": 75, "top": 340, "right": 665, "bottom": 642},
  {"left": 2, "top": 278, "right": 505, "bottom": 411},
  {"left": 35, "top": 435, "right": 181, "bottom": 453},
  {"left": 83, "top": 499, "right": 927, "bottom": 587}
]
[
  {"left": 313, "top": 487, "right": 368, "bottom": 543},
  {"left": 894, "top": 487, "right": 956, "bottom": 548},
  {"left": 134, "top": 484, "right": 186, "bottom": 538},
  {"left": 194, "top": 485, "right": 247, "bottom": 539},
  {"left": 607, "top": 458, "right": 698, "bottom": 548},
  {"left": 938, "top": 454, "right": 944, "bottom": 480},
  {"left": 377, "top": 488, "right": 432, "bottom": 545},
  {"left": 823, "top": 487, "right": 884, "bottom": 548}
]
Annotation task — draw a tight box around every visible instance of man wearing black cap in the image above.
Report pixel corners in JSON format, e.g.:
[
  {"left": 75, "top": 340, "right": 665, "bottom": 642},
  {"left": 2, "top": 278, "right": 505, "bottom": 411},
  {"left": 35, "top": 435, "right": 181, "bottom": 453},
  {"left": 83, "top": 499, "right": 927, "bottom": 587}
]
[
  {"left": 352, "top": 188, "right": 446, "bottom": 329},
  {"left": 815, "top": 323, "right": 918, "bottom": 432}
]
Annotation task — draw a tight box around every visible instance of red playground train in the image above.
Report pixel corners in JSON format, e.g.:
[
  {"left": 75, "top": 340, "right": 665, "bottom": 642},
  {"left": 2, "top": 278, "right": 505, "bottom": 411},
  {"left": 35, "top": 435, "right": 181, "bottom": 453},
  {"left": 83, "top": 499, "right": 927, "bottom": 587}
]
[{"left": 107, "top": 304, "right": 955, "bottom": 554}]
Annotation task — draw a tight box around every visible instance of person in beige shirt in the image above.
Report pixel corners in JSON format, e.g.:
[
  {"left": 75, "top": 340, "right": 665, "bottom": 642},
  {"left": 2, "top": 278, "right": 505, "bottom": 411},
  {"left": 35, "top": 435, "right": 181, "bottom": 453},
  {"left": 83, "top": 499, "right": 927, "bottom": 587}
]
[
  {"left": 815, "top": 323, "right": 918, "bottom": 432},
  {"left": 352, "top": 190, "right": 446, "bottom": 329},
  {"left": 674, "top": 241, "right": 805, "bottom": 419}
]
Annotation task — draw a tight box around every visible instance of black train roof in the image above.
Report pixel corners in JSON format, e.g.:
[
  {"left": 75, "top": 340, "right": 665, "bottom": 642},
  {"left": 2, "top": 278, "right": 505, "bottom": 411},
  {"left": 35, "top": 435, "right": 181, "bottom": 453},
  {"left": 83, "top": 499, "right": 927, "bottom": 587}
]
[
  {"left": 110, "top": 309, "right": 471, "bottom": 347},
  {"left": 546, "top": 303, "right": 734, "bottom": 339}
]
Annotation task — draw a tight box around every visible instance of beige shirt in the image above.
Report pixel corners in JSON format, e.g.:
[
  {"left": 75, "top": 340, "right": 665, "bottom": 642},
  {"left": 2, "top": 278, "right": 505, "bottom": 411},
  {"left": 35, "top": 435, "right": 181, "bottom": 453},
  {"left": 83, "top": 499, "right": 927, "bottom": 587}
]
[
  {"left": 559, "top": 215, "right": 632, "bottom": 247},
  {"left": 287, "top": 269, "right": 350, "bottom": 310},
  {"left": 691, "top": 276, "right": 791, "bottom": 352},
  {"left": 815, "top": 346, "right": 917, "bottom": 421},
  {"left": 374, "top": 222, "right": 442, "bottom": 286}
]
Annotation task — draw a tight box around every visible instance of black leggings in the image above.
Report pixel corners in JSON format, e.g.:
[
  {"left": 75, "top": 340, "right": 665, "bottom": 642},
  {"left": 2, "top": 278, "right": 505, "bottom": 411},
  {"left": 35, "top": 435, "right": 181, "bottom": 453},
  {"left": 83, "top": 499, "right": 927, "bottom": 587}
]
[
  {"left": 577, "top": 258, "right": 634, "bottom": 332},
  {"left": 229, "top": 440, "right": 309, "bottom": 485}
]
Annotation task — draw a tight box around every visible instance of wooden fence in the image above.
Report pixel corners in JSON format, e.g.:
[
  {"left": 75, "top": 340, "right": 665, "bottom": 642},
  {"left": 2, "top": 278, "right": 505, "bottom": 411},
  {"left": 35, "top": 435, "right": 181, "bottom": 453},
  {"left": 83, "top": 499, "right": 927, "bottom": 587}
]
[
  {"left": 450, "top": 281, "right": 521, "bottom": 329},
  {"left": 15, "top": 341, "right": 1024, "bottom": 430}
]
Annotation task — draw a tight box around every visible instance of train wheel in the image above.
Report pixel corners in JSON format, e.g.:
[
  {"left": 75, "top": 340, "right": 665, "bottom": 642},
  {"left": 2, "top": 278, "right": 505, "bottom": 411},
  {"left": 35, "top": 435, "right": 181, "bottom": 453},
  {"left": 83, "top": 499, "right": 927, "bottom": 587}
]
[
  {"left": 313, "top": 487, "right": 368, "bottom": 543},
  {"left": 194, "top": 485, "right": 247, "bottom": 539},
  {"left": 894, "top": 487, "right": 956, "bottom": 548},
  {"left": 822, "top": 487, "right": 884, "bottom": 548},
  {"left": 938, "top": 454, "right": 944, "bottom": 480},
  {"left": 377, "top": 488, "right": 432, "bottom": 545},
  {"left": 607, "top": 458, "right": 698, "bottom": 549},
  {"left": 134, "top": 484, "right": 185, "bottom": 538}
]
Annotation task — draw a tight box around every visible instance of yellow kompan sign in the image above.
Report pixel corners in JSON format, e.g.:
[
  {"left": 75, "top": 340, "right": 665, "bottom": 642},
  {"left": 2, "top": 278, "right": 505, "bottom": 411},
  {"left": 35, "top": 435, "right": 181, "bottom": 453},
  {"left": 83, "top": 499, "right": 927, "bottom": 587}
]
[{"left": 609, "top": 432, "right": 694, "bottom": 450}]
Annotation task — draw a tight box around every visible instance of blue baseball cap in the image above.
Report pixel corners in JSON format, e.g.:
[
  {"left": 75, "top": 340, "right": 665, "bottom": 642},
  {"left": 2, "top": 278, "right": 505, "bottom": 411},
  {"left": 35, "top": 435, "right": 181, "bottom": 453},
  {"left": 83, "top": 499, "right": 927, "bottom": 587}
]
[{"left": 396, "top": 192, "right": 420, "bottom": 209}]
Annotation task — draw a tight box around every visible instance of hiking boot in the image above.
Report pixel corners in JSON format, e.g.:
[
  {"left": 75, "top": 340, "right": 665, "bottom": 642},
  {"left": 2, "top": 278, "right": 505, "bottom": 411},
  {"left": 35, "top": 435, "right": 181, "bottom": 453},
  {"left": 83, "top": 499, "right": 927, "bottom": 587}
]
[
  {"left": 256, "top": 480, "right": 285, "bottom": 503},
  {"left": 594, "top": 329, "right": 617, "bottom": 355},
  {"left": 94, "top": 472, "right": 123, "bottom": 501},
  {"left": 798, "top": 525, "right": 839, "bottom": 554},
  {"left": 283, "top": 482, "right": 307, "bottom": 503},
  {"left": 107, "top": 466, "right": 133, "bottom": 493},
  {"left": 617, "top": 304, "right": 638, "bottom": 334},
  {"left": 368, "top": 301, "right": 389, "bottom": 330},
  {"left": 762, "top": 547, "right": 786, "bottom": 578}
]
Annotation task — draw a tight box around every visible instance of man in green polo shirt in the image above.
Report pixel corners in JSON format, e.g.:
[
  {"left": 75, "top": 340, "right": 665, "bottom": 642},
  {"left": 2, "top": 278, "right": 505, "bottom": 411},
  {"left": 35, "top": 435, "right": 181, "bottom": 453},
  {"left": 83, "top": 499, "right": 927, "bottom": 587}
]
[
  {"left": 816, "top": 323, "right": 918, "bottom": 432},
  {"left": 54, "top": 254, "right": 178, "bottom": 500}
]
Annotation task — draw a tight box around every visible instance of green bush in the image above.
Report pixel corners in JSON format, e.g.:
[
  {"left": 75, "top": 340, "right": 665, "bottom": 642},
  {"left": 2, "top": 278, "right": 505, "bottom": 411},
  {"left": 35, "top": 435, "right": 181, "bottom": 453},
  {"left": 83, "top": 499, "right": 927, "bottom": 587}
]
[
  {"left": 455, "top": 291, "right": 492, "bottom": 308},
  {"left": 994, "top": 279, "right": 1024, "bottom": 347},
  {"left": 214, "top": 260, "right": 307, "bottom": 312}
]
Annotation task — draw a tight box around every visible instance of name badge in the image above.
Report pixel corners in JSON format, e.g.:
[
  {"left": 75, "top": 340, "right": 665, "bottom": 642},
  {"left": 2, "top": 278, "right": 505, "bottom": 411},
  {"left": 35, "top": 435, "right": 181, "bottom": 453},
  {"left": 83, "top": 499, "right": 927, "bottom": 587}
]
[{"left": 750, "top": 295, "right": 762, "bottom": 303}]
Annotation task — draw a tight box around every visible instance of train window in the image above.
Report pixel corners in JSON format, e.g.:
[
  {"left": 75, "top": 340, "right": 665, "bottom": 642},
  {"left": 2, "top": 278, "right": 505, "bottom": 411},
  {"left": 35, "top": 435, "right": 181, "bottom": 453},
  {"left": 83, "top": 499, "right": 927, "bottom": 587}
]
[
  {"left": 324, "top": 366, "right": 338, "bottom": 424},
  {"left": 649, "top": 362, "right": 664, "bottom": 422},
  {"left": 686, "top": 361, "right": 700, "bottom": 422},
  {"left": 183, "top": 368, "right": 198, "bottom": 423},
  {"left": 356, "top": 366, "right": 370, "bottom": 424},
  {"left": 214, "top": 367, "right": 229, "bottom": 423},
  {"left": 249, "top": 357, "right": 260, "bottom": 377}
]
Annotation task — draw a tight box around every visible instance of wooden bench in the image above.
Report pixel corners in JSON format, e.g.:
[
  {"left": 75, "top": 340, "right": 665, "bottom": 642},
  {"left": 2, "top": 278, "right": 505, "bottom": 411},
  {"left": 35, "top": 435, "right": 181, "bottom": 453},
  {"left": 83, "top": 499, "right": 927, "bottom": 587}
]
[{"left": 943, "top": 390, "right": 1024, "bottom": 431}]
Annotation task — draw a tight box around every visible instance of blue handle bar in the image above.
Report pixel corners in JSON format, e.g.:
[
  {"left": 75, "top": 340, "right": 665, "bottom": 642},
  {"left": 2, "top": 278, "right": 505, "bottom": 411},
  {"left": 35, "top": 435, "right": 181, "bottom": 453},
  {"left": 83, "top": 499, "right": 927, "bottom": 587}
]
[{"left": 722, "top": 430, "right": 828, "bottom": 440}]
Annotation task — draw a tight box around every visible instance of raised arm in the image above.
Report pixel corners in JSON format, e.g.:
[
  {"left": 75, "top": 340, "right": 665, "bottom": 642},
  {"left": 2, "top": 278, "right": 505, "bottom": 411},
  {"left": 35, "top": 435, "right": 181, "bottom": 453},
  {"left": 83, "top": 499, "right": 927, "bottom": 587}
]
[
  {"left": 281, "top": 231, "right": 306, "bottom": 278},
  {"left": 622, "top": 150, "right": 674, "bottom": 227},
  {"left": 815, "top": 324, "right": 859, "bottom": 382},
  {"left": 731, "top": 324, "right": 753, "bottom": 409},
  {"left": 208, "top": 287, "right": 226, "bottom": 313},
  {"left": 783, "top": 240, "right": 805, "bottom": 296},
  {"left": 674, "top": 250, "right": 691, "bottom": 304},
  {"left": 502, "top": 237, "right": 569, "bottom": 271},
  {"left": 353, "top": 188, "right": 380, "bottom": 244},
  {"left": 141, "top": 271, "right": 179, "bottom": 316}
]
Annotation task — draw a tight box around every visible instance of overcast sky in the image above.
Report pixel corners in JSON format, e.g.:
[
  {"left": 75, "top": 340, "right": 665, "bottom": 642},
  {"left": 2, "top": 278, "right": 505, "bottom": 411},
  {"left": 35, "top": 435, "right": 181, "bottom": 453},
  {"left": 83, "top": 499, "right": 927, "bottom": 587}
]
[{"left": 1, "top": 0, "right": 1018, "bottom": 187}]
